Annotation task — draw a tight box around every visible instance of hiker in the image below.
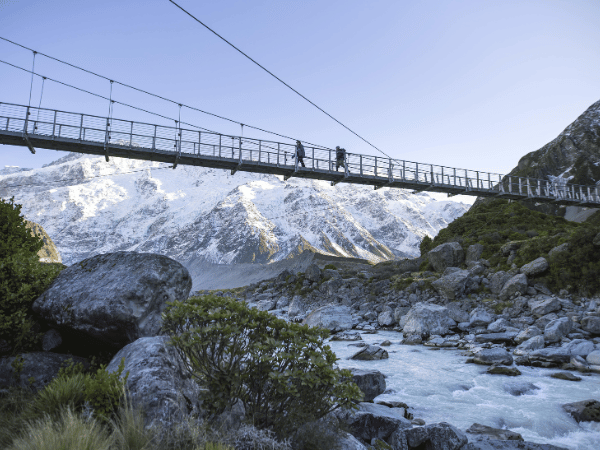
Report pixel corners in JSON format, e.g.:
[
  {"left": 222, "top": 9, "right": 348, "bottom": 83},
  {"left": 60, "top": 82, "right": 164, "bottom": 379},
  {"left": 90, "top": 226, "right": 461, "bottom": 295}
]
[
  {"left": 335, "top": 146, "right": 346, "bottom": 171},
  {"left": 294, "top": 140, "right": 306, "bottom": 167}
]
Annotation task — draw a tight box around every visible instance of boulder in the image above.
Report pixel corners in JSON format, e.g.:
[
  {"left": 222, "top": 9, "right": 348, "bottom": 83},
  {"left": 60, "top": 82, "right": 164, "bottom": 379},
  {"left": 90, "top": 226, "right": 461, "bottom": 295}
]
[
  {"left": 474, "top": 332, "right": 517, "bottom": 344},
  {"left": 350, "top": 345, "right": 388, "bottom": 360},
  {"left": 446, "top": 303, "right": 470, "bottom": 323},
  {"left": 487, "top": 318, "right": 510, "bottom": 333},
  {"left": 42, "top": 329, "right": 63, "bottom": 352},
  {"left": 337, "top": 432, "right": 368, "bottom": 450},
  {"left": 428, "top": 242, "right": 465, "bottom": 273},
  {"left": 349, "top": 369, "right": 386, "bottom": 402},
  {"left": 562, "top": 399, "right": 600, "bottom": 423},
  {"left": 503, "top": 381, "right": 540, "bottom": 396},
  {"left": 394, "top": 306, "right": 411, "bottom": 323},
  {"left": 499, "top": 274, "right": 528, "bottom": 300},
  {"left": 390, "top": 422, "right": 467, "bottom": 450},
  {"left": 0, "top": 352, "right": 88, "bottom": 392},
  {"left": 337, "top": 402, "right": 411, "bottom": 442},
  {"left": 548, "top": 243, "right": 569, "bottom": 258},
  {"left": 472, "top": 348, "right": 513, "bottom": 366},
  {"left": 529, "top": 297, "right": 561, "bottom": 318},
  {"left": 331, "top": 331, "right": 363, "bottom": 341},
  {"left": 304, "top": 305, "right": 354, "bottom": 332},
  {"left": 378, "top": 310, "right": 396, "bottom": 327},
  {"left": 305, "top": 263, "right": 322, "bottom": 282},
  {"left": 487, "top": 365, "right": 521, "bottom": 376},
  {"left": 402, "top": 303, "right": 456, "bottom": 338},
  {"left": 586, "top": 350, "right": 600, "bottom": 366},
  {"left": 33, "top": 252, "right": 192, "bottom": 348},
  {"left": 515, "top": 326, "right": 542, "bottom": 344},
  {"left": 544, "top": 317, "right": 572, "bottom": 344},
  {"left": 581, "top": 316, "right": 600, "bottom": 335},
  {"left": 466, "top": 244, "right": 484, "bottom": 263},
  {"left": 465, "top": 423, "right": 523, "bottom": 441},
  {"left": 489, "top": 271, "right": 511, "bottom": 295},
  {"left": 469, "top": 308, "right": 494, "bottom": 327},
  {"left": 514, "top": 335, "right": 545, "bottom": 355},
  {"left": 106, "top": 336, "right": 203, "bottom": 428},
  {"left": 431, "top": 269, "right": 471, "bottom": 300},
  {"left": 275, "top": 296, "right": 291, "bottom": 309},
  {"left": 529, "top": 339, "right": 595, "bottom": 363},
  {"left": 288, "top": 296, "right": 306, "bottom": 318},
  {"left": 520, "top": 257, "right": 549, "bottom": 276},
  {"left": 255, "top": 299, "right": 276, "bottom": 311},
  {"left": 550, "top": 372, "right": 582, "bottom": 381}
]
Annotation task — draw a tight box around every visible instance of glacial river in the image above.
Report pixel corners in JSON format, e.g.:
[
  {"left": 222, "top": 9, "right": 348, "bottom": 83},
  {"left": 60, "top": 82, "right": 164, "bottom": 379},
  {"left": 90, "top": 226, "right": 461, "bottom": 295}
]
[{"left": 329, "top": 331, "right": 600, "bottom": 450}]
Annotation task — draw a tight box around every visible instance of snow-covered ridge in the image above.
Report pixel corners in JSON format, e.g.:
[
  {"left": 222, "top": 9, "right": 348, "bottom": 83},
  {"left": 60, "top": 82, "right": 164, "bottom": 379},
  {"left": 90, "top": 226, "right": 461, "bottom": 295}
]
[{"left": 0, "top": 153, "right": 472, "bottom": 266}]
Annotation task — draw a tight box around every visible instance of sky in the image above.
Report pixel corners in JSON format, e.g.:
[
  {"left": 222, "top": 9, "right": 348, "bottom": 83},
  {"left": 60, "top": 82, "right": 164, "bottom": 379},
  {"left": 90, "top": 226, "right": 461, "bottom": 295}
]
[{"left": 1, "top": 0, "right": 599, "bottom": 175}]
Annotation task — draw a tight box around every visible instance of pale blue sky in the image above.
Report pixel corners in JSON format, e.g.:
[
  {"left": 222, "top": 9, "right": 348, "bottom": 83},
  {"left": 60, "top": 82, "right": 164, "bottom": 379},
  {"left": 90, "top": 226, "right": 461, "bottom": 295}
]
[{"left": 1, "top": 0, "right": 599, "bottom": 175}]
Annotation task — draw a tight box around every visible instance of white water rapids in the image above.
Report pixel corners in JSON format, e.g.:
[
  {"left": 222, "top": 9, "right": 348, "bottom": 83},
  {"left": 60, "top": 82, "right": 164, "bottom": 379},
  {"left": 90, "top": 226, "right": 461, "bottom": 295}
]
[{"left": 329, "top": 331, "right": 600, "bottom": 450}]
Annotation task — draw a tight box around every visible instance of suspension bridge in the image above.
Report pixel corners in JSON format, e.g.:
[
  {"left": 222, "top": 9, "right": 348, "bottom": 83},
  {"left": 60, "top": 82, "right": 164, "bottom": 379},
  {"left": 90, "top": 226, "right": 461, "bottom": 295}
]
[{"left": 1, "top": 101, "right": 599, "bottom": 206}]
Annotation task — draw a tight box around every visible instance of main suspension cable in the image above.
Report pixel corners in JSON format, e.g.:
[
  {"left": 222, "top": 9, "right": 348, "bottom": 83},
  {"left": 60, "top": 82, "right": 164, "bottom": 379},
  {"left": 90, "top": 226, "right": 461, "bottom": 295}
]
[{"left": 167, "top": 0, "right": 391, "bottom": 158}]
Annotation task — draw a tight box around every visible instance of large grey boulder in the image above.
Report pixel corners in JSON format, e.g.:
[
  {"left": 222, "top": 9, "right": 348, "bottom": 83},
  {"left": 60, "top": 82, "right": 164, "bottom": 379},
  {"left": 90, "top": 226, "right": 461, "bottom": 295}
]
[
  {"left": 529, "top": 297, "right": 561, "bottom": 317},
  {"left": 529, "top": 339, "right": 595, "bottom": 363},
  {"left": 431, "top": 269, "right": 471, "bottom": 300},
  {"left": 337, "top": 402, "right": 411, "bottom": 442},
  {"left": 106, "top": 336, "right": 203, "bottom": 428},
  {"left": 472, "top": 348, "right": 513, "bottom": 366},
  {"left": 428, "top": 242, "right": 465, "bottom": 273},
  {"left": 350, "top": 345, "right": 389, "bottom": 361},
  {"left": 33, "top": 252, "right": 192, "bottom": 348},
  {"left": 288, "top": 295, "right": 306, "bottom": 318},
  {"left": 466, "top": 244, "right": 484, "bottom": 263},
  {"left": 474, "top": 332, "right": 517, "bottom": 344},
  {"left": 350, "top": 369, "right": 386, "bottom": 402},
  {"left": 562, "top": 399, "right": 600, "bottom": 423},
  {"left": 544, "top": 317, "right": 572, "bottom": 344},
  {"left": 514, "top": 326, "right": 542, "bottom": 344},
  {"left": 305, "top": 263, "right": 322, "bottom": 282},
  {"left": 378, "top": 310, "right": 396, "bottom": 327},
  {"left": 489, "top": 271, "right": 511, "bottom": 295},
  {"left": 587, "top": 350, "right": 600, "bottom": 365},
  {"left": 514, "top": 335, "right": 545, "bottom": 355},
  {"left": 581, "top": 316, "right": 600, "bottom": 335},
  {"left": 465, "top": 423, "right": 523, "bottom": 441},
  {"left": 499, "top": 274, "right": 528, "bottom": 300},
  {"left": 402, "top": 303, "right": 456, "bottom": 338},
  {"left": 0, "top": 352, "right": 88, "bottom": 392},
  {"left": 304, "top": 305, "right": 354, "bottom": 332},
  {"left": 469, "top": 308, "right": 494, "bottom": 327},
  {"left": 390, "top": 422, "right": 467, "bottom": 450},
  {"left": 446, "top": 303, "right": 470, "bottom": 323},
  {"left": 520, "top": 257, "right": 549, "bottom": 276}
]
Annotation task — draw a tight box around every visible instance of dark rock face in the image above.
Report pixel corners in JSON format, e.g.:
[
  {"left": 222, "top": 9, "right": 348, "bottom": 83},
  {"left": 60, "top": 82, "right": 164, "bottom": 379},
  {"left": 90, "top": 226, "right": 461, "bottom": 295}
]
[
  {"left": 350, "top": 369, "right": 386, "bottom": 402},
  {"left": 428, "top": 243, "right": 465, "bottom": 273},
  {"left": 337, "top": 402, "right": 411, "bottom": 442},
  {"left": 466, "top": 423, "right": 523, "bottom": 441},
  {"left": 350, "top": 345, "right": 389, "bottom": 361},
  {"left": 33, "top": 252, "right": 192, "bottom": 348},
  {"left": 390, "top": 422, "right": 468, "bottom": 450},
  {"left": 562, "top": 399, "right": 600, "bottom": 423},
  {"left": 106, "top": 336, "right": 203, "bottom": 428},
  {"left": 0, "top": 352, "right": 88, "bottom": 392},
  {"left": 472, "top": 348, "right": 513, "bottom": 366}
]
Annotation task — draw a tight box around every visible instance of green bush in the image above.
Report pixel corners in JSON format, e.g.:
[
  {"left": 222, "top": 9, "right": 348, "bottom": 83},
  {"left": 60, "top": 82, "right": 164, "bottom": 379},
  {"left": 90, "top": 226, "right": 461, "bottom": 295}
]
[
  {"left": 0, "top": 197, "right": 63, "bottom": 353},
  {"left": 323, "top": 264, "right": 337, "bottom": 270},
  {"left": 419, "top": 235, "right": 434, "bottom": 256},
  {"left": 163, "top": 295, "right": 362, "bottom": 437}
]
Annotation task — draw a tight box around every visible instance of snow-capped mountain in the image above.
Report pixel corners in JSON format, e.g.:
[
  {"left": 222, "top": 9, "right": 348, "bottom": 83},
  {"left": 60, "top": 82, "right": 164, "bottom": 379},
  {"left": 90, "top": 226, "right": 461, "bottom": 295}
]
[{"left": 0, "top": 152, "right": 471, "bottom": 267}]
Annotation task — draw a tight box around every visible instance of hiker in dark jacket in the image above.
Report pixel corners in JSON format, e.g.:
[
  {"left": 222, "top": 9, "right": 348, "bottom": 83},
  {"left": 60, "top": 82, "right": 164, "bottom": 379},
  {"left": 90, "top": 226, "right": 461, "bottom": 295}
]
[
  {"left": 335, "top": 146, "right": 346, "bottom": 171},
  {"left": 294, "top": 140, "right": 306, "bottom": 167}
]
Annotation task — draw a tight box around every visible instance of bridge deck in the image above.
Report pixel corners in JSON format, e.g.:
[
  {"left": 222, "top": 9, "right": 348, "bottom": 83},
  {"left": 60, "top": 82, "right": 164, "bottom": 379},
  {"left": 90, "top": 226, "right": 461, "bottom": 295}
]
[{"left": 1, "top": 102, "right": 599, "bottom": 206}]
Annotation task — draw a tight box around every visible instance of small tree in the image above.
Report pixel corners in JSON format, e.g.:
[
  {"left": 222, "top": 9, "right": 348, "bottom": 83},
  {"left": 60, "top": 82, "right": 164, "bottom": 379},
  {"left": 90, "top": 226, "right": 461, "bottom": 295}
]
[
  {"left": 0, "top": 197, "right": 63, "bottom": 353},
  {"left": 162, "top": 295, "right": 362, "bottom": 437}
]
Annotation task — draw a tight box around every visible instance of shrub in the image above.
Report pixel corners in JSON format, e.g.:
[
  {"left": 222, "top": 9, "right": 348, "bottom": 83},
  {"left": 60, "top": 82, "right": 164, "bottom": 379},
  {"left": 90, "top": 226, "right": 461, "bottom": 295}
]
[
  {"left": 163, "top": 295, "right": 362, "bottom": 437},
  {"left": 323, "top": 264, "right": 337, "bottom": 270},
  {"left": 419, "top": 235, "right": 433, "bottom": 256},
  {"left": 0, "top": 197, "right": 64, "bottom": 353}
]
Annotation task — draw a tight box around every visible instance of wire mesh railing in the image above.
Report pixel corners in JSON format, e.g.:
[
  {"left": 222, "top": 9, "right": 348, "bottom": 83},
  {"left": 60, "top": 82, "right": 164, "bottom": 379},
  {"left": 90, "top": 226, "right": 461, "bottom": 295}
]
[{"left": 1, "top": 102, "right": 599, "bottom": 205}]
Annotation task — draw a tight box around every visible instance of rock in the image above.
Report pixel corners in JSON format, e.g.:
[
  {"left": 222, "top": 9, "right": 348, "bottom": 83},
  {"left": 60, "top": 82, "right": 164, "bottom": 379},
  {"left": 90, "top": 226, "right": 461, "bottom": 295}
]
[
  {"left": 581, "top": 316, "right": 600, "bottom": 335},
  {"left": 562, "top": 399, "right": 600, "bottom": 423},
  {"left": 489, "top": 271, "right": 511, "bottom": 295},
  {"left": 350, "top": 345, "right": 389, "bottom": 361},
  {"left": 529, "top": 339, "right": 596, "bottom": 363},
  {"left": 520, "top": 257, "right": 549, "bottom": 276},
  {"left": 499, "top": 274, "right": 528, "bottom": 300},
  {"left": 464, "top": 441, "right": 567, "bottom": 450},
  {"left": 465, "top": 423, "right": 523, "bottom": 441},
  {"left": 472, "top": 348, "right": 513, "bottom": 366},
  {"left": 106, "top": 336, "right": 203, "bottom": 428},
  {"left": 305, "top": 263, "right": 322, "bottom": 282},
  {"left": 514, "top": 335, "right": 545, "bottom": 355},
  {"left": 33, "top": 252, "right": 192, "bottom": 348},
  {"left": 393, "top": 306, "right": 411, "bottom": 323},
  {"left": 42, "top": 329, "right": 62, "bottom": 352},
  {"left": 548, "top": 242, "right": 569, "bottom": 258},
  {"left": 503, "top": 381, "right": 540, "bottom": 396},
  {"left": 529, "top": 297, "right": 561, "bottom": 318},
  {"left": 337, "top": 432, "right": 368, "bottom": 450},
  {"left": 446, "top": 303, "right": 470, "bottom": 323},
  {"left": 586, "top": 350, "right": 600, "bottom": 365},
  {"left": 570, "top": 355, "right": 590, "bottom": 372},
  {"left": 431, "top": 269, "right": 471, "bottom": 300},
  {"left": 390, "top": 422, "right": 467, "bottom": 450},
  {"left": 428, "top": 242, "right": 465, "bottom": 273},
  {"left": 255, "top": 299, "right": 276, "bottom": 311},
  {"left": 487, "top": 365, "right": 521, "bottom": 376},
  {"left": 350, "top": 369, "right": 386, "bottom": 402},
  {"left": 487, "top": 318, "right": 510, "bottom": 333},
  {"left": 0, "top": 352, "right": 88, "bottom": 392},
  {"left": 469, "top": 308, "right": 494, "bottom": 327},
  {"left": 474, "top": 332, "right": 517, "bottom": 344},
  {"left": 515, "top": 326, "right": 542, "bottom": 344},
  {"left": 331, "top": 331, "right": 363, "bottom": 341},
  {"left": 402, "top": 335, "right": 423, "bottom": 345},
  {"left": 304, "top": 305, "right": 353, "bottom": 332},
  {"left": 594, "top": 232, "right": 600, "bottom": 246},
  {"left": 466, "top": 244, "right": 484, "bottom": 263},
  {"left": 381, "top": 340, "right": 392, "bottom": 346},
  {"left": 288, "top": 296, "right": 306, "bottom": 318},
  {"left": 544, "top": 317, "right": 572, "bottom": 344},
  {"left": 275, "top": 296, "right": 290, "bottom": 309},
  {"left": 337, "top": 402, "right": 411, "bottom": 442},
  {"left": 551, "top": 372, "right": 582, "bottom": 381},
  {"left": 402, "top": 303, "right": 456, "bottom": 338},
  {"left": 378, "top": 310, "right": 396, "bottom": 327}
]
